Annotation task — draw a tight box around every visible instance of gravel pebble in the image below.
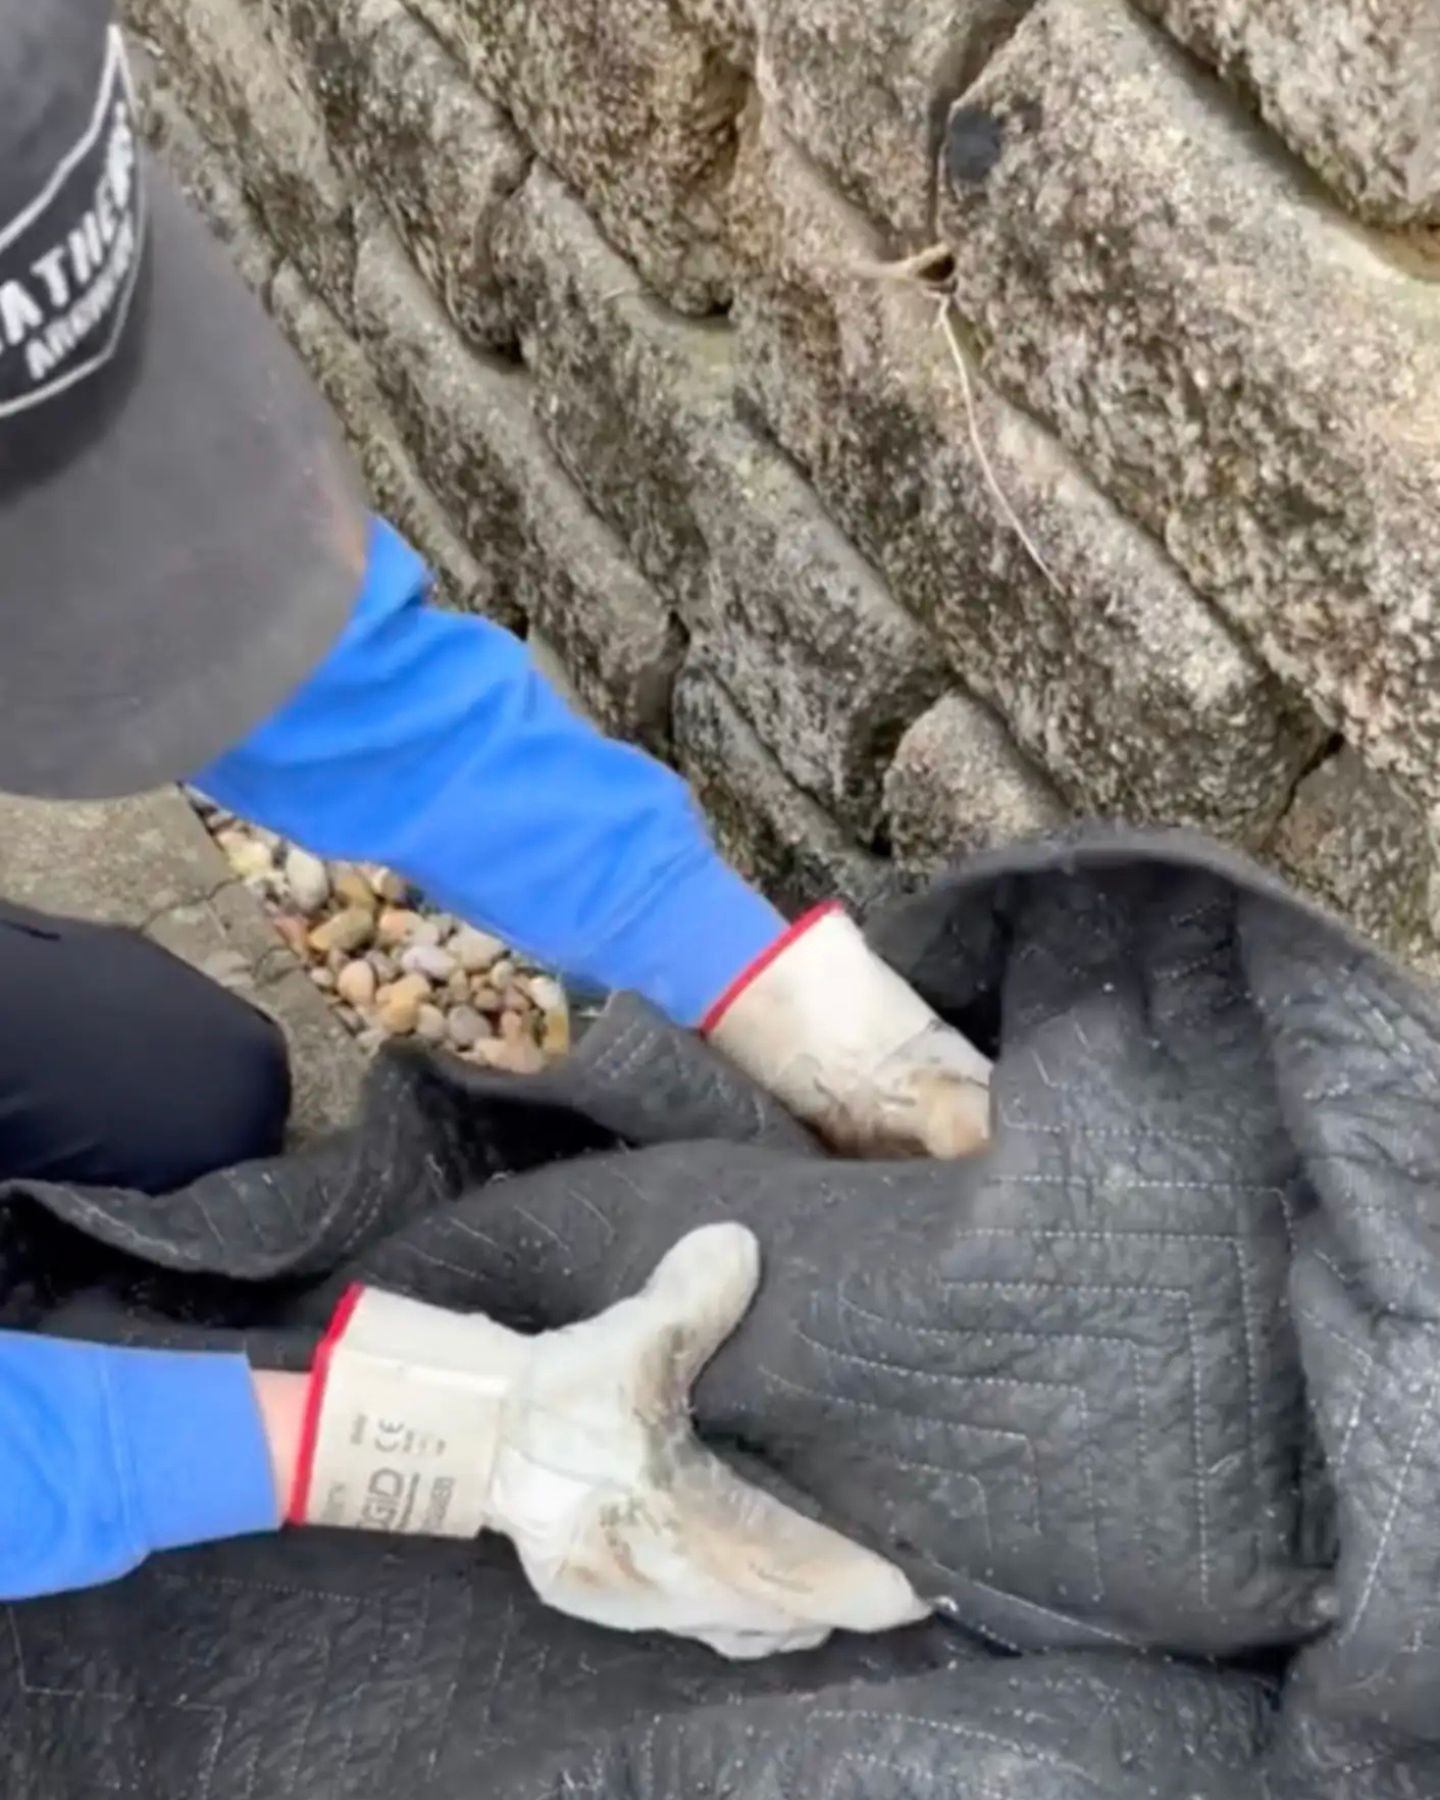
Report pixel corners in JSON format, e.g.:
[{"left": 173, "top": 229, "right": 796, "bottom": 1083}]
[
  {"left": 308, "top": 906, "right": 375, "bottom": 956},
  {"left": 377, "top": 972, "right": 431, "bottom": 1035},
  {"left": 369, "top": 867, "right": 410, "bottom": 904},
  {"left": 453, "top": 927, "right": 506, "bottom": 973},
  {"left": 446, "top": 1005, "right": 490, "bottom": 1050},
  {"left": 525, "top": 976, "right": 565, "bottom": 1014},
  {"left": 377, "top": 908, "right": 424, "bottom": 947},
  {"left": 332, "top": 866, "right": 377, "bottom": 913},
  {"left": 273, "top": 915, "right": 309, "bottom": 958},
  {"left": 541, "top": 1008, "right": 571, "bottom": 1057},
  {"left": 477, "top": 1036, "right": 545, "bottom": 1076},
  {"left": 284, "top": 847, "right": 331, "bottom": 912},
  {"left": 191, "top": 814, "right": 568, "bottom": 1072},
  {"left": 400, "top": 944, "right": 457, "bottom": 983},
  {"left": 221, "top": 835, "right": 274, "bottom": 882},
  {"left": 415, "top": 1003, "right": 448, "bottom": 1044},
  {"left": 336, "top": 960, "right": 377, "bottom": 1008}
]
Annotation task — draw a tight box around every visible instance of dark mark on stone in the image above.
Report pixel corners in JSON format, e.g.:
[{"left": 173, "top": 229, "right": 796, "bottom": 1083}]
[{"left": 946, "top": 106, "right": 1006, "bottom": 187}]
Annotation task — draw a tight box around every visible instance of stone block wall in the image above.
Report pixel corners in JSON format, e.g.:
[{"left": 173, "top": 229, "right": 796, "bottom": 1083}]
[{"left": 124, "top": 0, "right": 1440, "bottom": 967}]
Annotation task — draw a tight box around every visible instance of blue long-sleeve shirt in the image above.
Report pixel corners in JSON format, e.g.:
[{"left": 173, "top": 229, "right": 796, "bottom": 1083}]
[
  {"left": 198, "top": 518, "right": 782, "bottom": 1022},
  {"left": 1, "top": 517, "right": 784, "bottom": 1599}
]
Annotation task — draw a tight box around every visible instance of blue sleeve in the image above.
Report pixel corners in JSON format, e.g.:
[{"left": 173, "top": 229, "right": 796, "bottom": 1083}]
[
  {"left": 0, "top": 1335, "right": 279, "bottom": 1599},
  {"left": 195, "top": 518, "right": 784, "bottom": 1026}
]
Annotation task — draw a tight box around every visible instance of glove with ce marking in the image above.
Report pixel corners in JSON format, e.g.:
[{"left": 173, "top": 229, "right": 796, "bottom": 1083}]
[
  {"left": 288, "top": 1223, "right": 926, "bottom": 1658},
  {"left": 702, "top": 904, "right": 993, "bottom": 1158}
]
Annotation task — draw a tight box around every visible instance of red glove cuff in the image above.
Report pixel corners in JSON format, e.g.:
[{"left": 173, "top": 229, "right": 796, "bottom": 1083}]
[
  {"left": 698, "top": 902, "right": 843, "bottom": 1035},
  {"left": 287, "top": 1283, "right": 364, "bottom": 1525}
]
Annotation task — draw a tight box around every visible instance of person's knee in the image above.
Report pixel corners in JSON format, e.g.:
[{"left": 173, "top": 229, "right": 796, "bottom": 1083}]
[
  {"left": 150, "top": 973, "right": 292, "bottom": 1186},
  {"left": 0, "top": 906, "right": 293, "bottom": 1191},
  {"left": 190, "top": 995, "right": 292, "bottom": 1172}
]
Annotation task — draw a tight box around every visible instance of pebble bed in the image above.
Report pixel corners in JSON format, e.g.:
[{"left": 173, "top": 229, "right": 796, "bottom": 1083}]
[{"left": 190, "top": 795, "right": 568, "bottom": 1073}]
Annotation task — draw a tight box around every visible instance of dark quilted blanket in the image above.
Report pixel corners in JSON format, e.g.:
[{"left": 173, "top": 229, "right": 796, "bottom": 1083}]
[{"left": 5, "top": 826, "right": 1440, "bottom": 1798}]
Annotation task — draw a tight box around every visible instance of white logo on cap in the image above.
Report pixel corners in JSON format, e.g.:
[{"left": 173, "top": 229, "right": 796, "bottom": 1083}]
[{"left": 0, "top": 27, "right": 145, "bottom": 420}]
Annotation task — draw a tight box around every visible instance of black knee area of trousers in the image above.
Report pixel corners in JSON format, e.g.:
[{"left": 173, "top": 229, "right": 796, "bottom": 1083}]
[{"left": 0, "top": 900, "right": 292, "bottom": 1192}]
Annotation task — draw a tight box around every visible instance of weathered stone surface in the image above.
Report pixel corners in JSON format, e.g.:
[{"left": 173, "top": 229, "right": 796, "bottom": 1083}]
[
  {"left": 678, "top": 0, "right": 756, "bottom": 66},
  {"left": 494, "top": 168, "right": 944, "bottom": 833},
  {"left": 1268, "top": 747, "right": 1440, "bottom": 971},
  {"left": 130, "top": 41, "right": 280, "bottom": 298},
  {"left": 352, "top": 217, "right": 681, "bottom": 746},
  {"left": 1132, "top": 0, "right": 1440, "bottom": 227},
  {"left": 267, "top": 263, "right": 514, "bottom": 627},
  {"left": 756, "top": 0, "right": 1032, "bottom": 239},
  {"left": 133, "top": 0, "right": 1440, "bottom": 966},
  {"left": 884, "top": 693, "right": 1065, "bottom": 876},
  {"left": 125, "top": 0, "right": 355, "bottom": 317},
  {"left": 673, "top": 666, "right": 897, "bottom": 917},
  {"left": 732, "top": 115, "right": 1319, "bottom": 839},
  {"left": 939, "top": 0, "right": 1440, "bottom": 810},
  {"left": 276, "top": 0, "right": 528, "bottom": 351},
  {"left": 404, "top": 0, "right": 746, "bottom": 312}
]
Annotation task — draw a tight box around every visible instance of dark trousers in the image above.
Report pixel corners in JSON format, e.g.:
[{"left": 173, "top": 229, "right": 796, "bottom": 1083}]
[{"left": 0, "top": 900, "right": 291, "bottom": 1192}]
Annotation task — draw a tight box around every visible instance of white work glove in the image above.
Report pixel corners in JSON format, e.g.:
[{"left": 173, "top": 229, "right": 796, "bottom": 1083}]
[
  {"left": 289, "top": 1224, "right": 925, "bottom": 1658},
  {"left": 702, "top": 905, "right": 992, "bottom": 1158}
]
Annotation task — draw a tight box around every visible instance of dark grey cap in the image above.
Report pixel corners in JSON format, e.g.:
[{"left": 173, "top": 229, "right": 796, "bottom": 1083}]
[{"left": 0, "top": 0, "right": 367, "bottom": 798}]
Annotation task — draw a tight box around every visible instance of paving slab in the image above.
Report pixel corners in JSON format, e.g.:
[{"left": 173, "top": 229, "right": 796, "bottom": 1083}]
[{"left": 0, "top": 786, "right": 365, "bottom": 1140}]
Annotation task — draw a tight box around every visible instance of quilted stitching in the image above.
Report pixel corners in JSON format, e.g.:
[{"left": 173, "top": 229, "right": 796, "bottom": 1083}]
[{"left": 6, "top": 827, "right": 1440, "bottom": 1793}]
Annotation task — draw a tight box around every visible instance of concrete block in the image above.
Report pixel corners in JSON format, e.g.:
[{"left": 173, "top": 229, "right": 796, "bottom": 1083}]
[
  {"left": 494, "top": 167, "right": 946, "bottom": 834},
  {"left": 673, "top": 665, "right": 898, "bottom": 918},
  {"left": 938, "top": 0, "right": 1440, "bottom": 808},
  {"left": 756, "top": 0, "right": 1032, "bottom": 238},
  {"left": 352, "top": 217, "right": 681, "bottom": 747},
  {"left": 1268, "top": 747, "right": 1440, "bottom": 972},
  {"left": 125, "top": 0, "right": 356, "bottom": 317},
  {"left": 130, "top": 38, "right": 281, "bottom": 298},
  {"left": 405, "top": 0, "right": 746, "bottom": 311},
  {"left": 268, "top": 262, "right": 514, "bottom": 626},
  {"left": 884, "top": 692, "right": 1066, "bottom": 875},
  {"left": 277, "top": 0, "right": 529, "bottom": 349},
  {"left": 1133, "top": 0, "right": 1440, "bottom": 226},
  {"left": 732, "top": 112, "right": 1320, "bottom": 839}
]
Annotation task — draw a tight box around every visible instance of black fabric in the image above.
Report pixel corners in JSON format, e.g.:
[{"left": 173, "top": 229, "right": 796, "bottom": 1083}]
[
  {"left": 6, "top": 825, "right": 1440, "bottom": 1796},
  {"left": 0, "top": 900, "right": 289, "bottom": 1191}
]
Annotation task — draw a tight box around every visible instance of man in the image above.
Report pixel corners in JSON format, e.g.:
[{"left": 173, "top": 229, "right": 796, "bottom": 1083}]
[{"left": 0, "top": 0, "right": 990, "bottom": 1651}]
